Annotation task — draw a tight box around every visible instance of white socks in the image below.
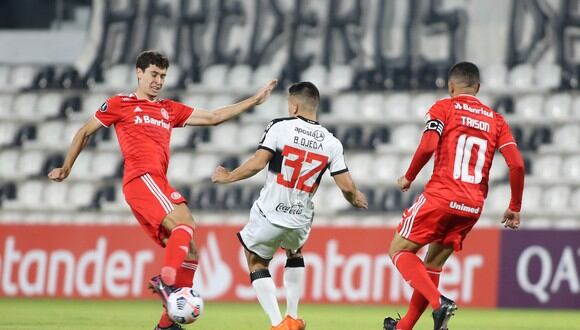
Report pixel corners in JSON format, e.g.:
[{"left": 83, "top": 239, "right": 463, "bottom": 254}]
[
  {"left": 251, "top": 270, "right": 282, "bottom": 326},
  {"left": 284, "top": 257, "right": 305, "bottom": 319}
]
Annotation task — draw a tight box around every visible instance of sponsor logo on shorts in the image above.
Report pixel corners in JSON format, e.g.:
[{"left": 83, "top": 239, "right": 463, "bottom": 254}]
[
  {"left": 171, "top": 192, "right": 182, "bottom": 200},
  {"left": 275, "top": 202, "right": 304, "bottom": 215},
  {"left": 449, "top": 201, "right": 480, "bottom": 214}
]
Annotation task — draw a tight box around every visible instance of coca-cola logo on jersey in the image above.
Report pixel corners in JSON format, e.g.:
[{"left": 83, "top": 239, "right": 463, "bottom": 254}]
[{"left": 275, "top": 203, "right": 304, "bottom": 215}]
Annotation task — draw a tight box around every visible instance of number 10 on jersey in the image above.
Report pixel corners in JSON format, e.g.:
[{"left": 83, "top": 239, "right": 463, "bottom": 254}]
[
  {"left": 453, "top": 134, "right": 487, "bottom": 184},
  {"left": 277, "top": 145, "right": 328, "bottom": 193}
]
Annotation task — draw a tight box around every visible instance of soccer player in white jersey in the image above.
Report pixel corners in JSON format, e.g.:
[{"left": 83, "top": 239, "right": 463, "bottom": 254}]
[{"left": 212, "top": 82, "right": 368, "bottom": 330}]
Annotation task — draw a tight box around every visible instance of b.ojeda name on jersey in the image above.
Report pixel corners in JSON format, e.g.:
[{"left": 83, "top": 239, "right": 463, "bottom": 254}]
[{"left": 293, "top": 127, "right": 324, "bottom": 150}]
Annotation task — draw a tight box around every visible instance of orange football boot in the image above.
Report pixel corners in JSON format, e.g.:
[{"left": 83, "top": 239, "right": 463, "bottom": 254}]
[{"left": 283, "top": 315, "right": 306, "bottom": 330}]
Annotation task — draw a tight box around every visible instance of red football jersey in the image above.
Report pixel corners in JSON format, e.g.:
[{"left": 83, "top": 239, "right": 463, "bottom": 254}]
[
  {"left": 94, "top": 94, "right": 194, "bottom": 185},
  {"left": 423, "top": 94, "right": 516, "bottom": 212}
]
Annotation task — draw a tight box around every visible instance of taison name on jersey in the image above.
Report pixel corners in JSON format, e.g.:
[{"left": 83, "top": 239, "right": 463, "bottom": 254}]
[{"left": 461, "top": 116, "right": 490, "bottom": 132}]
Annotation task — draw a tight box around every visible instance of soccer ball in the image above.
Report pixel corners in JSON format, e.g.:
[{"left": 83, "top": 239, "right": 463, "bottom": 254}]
[{"left": 166, "top": 287, "right": 204, "bottom": 324}]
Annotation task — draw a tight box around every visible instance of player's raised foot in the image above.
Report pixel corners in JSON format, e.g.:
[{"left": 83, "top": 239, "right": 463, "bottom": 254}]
[
  {"left": 154, "top": 323, "right": 184, "bottom": 330},
  {"left": 283, "top": 315, "right": 306, "bottom": 330},
  {"left": 271, "top": 320, "right": 290, "bottom": 330},
  {"left": 148, "top": 275, "right": 176, "bottom": 304},
  {"left": 432, "top": 296, "right": 457, "bottom": 330},
  {"left": 383, "top": 316, "right": 399, "bottom": 330}
]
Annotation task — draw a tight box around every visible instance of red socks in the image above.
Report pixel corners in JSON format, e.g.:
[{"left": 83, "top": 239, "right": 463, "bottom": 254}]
[
  {"left": 392, "top": 251, "right": 442, "bottom": 310},
  {"left": 162, "top": 224, "right": 194, "bottom": 285},
  {"left": 175, "top": 259, "right": 198, "bottom": 287},
  {"left": 158, "top": 311, "right": 174, "bottom": 328},
  {"left": 397, "top": 267, "right": 441, "bottom": 330}
]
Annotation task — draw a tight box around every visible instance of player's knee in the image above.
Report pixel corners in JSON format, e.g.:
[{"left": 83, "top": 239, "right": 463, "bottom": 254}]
[{"left": 285, "top": 248, "right": 302, "bottom": 259}]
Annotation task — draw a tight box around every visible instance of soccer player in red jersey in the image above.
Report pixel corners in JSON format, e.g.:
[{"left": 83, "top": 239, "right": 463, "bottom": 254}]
[
  {"left": 48, "top": 50, "right": 277, "bottom": 330},
  {"left": 382, "top": 62, "right": 525, "bottom": 330}
]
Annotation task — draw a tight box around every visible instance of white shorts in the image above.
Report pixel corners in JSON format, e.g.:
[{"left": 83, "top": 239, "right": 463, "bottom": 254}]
[{"left": 237, "top": 205, "right": 311, "bottom": 260}]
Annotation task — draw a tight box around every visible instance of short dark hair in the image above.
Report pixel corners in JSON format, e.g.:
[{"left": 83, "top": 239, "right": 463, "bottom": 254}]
[
  {"left": 136, "top": 50, "right": 169, "bottom": 71},
  {"left": 448, "top": 61, "right": 480, "bottom": 87},
  {"left": 288, "top": 82, "right": 320, "bottom": 107}
]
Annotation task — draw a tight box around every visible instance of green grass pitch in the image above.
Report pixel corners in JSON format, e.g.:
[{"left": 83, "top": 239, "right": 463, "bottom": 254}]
[{"left": 1, "top": 298, "right": 578, "bottom": 329}]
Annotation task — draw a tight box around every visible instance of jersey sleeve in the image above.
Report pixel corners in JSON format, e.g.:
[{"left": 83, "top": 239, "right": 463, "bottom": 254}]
[
  {"left": 423, "top": 100, "right": 448, "bottom": 136},
  {"left": 94, "top": 96, "right": 122, "bottom": 127},
  {"left": 496, "top": 116, "right": 517, "bottom": 150},
  {"left": 329, "top": 141, "right": 348, "bottom": 176},
  {"left": 258, "top": 120, "right": 280, "bottom": 153},
  {"left": 169, "top": 100, "right": 195, "bottom": 128}
]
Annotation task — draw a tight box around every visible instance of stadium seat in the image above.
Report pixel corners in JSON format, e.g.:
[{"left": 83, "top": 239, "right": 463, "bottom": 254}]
[
  {"left": 532, "top": 155, "right": 561, "bottom": 179},
  {"left": 359, "top": 93, "right": 384, "bottom": 121},
  {"left": 514, "top": 95, "right": 543, "bottom": 119},
  {"left": 0, "top": 94, "right": 13, "bottom": 119},
  {"left": 252, "top": 65, "right": 281, "bottom": 89},
  {"left": 201, "top": 65, "right": 229, "bottom": 89},
  {"left": 484, "top": 184, "right": 510, "bottom": 213},
  {"left": 103, "top": 64, "right": 132, "bottom": 89},
  {"left": 0, "top": 122, "right": 18, "bottom": 147},
  {"left": 91, "top": 152, "right": 120, "bottom": 178},
  {"left": 391, "top": 125, "right": 421, "bottom": 151},
  {"left": 227, "top": 65, "right": 253, "bottom": 90},
  {"left": 168, "top": 152, "right": 193, "bottom": 182},
  {"left": 561, "top": 155, "right": 580, "bottom": 180},
  {"left": 199, "top": 122, "right": 239, "bottom": 152},
  {"left": 164, "top": 65, "right": 182, "bottom": 89},
  {"left": 550, "top": 125, "right": 580, "bottom": 150},
  {"left": 190, "top": 153, "right": 221, "bottom": 181},
  {"left": 379, "top": 187, "right": 403, "bottom": 212},
  {"left": 346, "top": 153, "right": 373, "bottom": 184},
  {"left": 328, "top": 65, "right": 354, "bottom": 90},
  {"left": 12, "top": 93, "right": 38, "bottom": 120},
  {"left": 44, "top": 182, "right": 69, "bottom": 210},
  {"left": 81, "top": 93, "right": 109, "bottom": 120},
  {"left": 521, "top": 185, "right": 542, "bottom": 213},
  {"left": 10, "top": 65, "right": 37, "bottom": 90},
  {"left": 508, "top": 64, "right": 534, "bottom": 89},
  {"left": 37, "top": 92, "right": 64, "bottom": 119},
  {"left": 171, "top": 127, "right": 193, "bottom": 149},
  {"left": 0, "top": 65, "right": 10, "bottom": 89},
  {"left": 238, "top": 124, "right": 265, "bottom": 151},
  {"left": 543, "top": 93, "right": 571, "bottom": 119},
  {"left": 67, "top": 151, "right": 92, "bottom": 180},
  {"left": 180, "top": 93, "right": 209, "bottom": 110},
  {"left": 331, "top": 93, "right": 360, "bottom": 120},
  {"left": 4, "top": 181, "right": 45, "bottom": 211},
  {"left": 242, "top": 93, "right": 285, "bottom": 123},
  {"left": 569, "top": 188, "right": 580, "bottom": 210},
  {"left": 373, "top": 154, "right": 399, "bottom": 182},
  {"left": 0, "top": 150, "right": 19, "bottom": 178},
  {"left": 409, "top": 93, "right": 438, "bottom": 120},
  {"left": 68, "top": 182, "right": 96, "bottom": 209},
  {"left": 542, "top": 185, "right": 570, "bottom": 210},
  {"left": 17, "top": 150, "right": 45, "bottom": 178},
  {"left": 534, "top": 62, "right": 561, "bottom": 90},
  {"left": 301, "top": 65, "right": 328, "bottom": 90},
  {"left": 384, "top": 93, "right": 412, "bottom": 120},
  {"left": 205, "top": 95, "right": 237, "bottom": 113},
  {"left": 480, "top": 63, "right": 508, "bottom": 90}
]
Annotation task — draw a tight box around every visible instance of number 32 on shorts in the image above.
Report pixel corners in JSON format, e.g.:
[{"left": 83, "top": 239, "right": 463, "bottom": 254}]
[{"left": 277, "top": 145, "right": 328, "bottom": 193}]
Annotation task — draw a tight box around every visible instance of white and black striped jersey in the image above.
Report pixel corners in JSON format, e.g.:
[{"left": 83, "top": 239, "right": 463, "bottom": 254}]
[{"left": 254, "top": 116, "right": 348, "bottom": 228}]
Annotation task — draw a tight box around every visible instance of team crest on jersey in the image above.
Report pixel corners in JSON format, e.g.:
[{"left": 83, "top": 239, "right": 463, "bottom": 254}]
[
  {"left": 99, "top": 101, "right": 108, "bottom": 112},
  {"left": 161, "top": 108, "right": 169, "bottom": 119},
  {"left": 171, "top": 192, "right": 182, "bottom": 200}
]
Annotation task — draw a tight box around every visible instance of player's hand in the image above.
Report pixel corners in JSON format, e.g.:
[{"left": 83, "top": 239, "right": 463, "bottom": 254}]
[
  {"left": 48, "top": 167, "right": 69, "bottom": 182},
  {"left": 252, "top": 79, "right": 278, "bottom": 105},
  {"left": 397, "top": 176, "right": 412, "bottom": 192},
  {"left": 211, "top": 166, "right": 231, "bottom": 184},
  {"left": 352, "top": 190, "right": 369, "bottom": 209},
  {"left": 501, "top": 208, "right": 520, "bottom": 229}
]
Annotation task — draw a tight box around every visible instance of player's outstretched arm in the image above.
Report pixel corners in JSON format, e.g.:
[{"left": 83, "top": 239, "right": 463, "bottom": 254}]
[
  {"left": 211, "top": 149, "right": 273, "bottom": 184},
  {"left": 48, "top": 117, "right": 103, "bottom": 182},
  {"left": 499, "top": 143, "right": 525, "bottom": 229},
  {"left": 332, "top": 172, "right": 368, "bottom": 209},
  {"left": 185, "top": 79, "right": 278, "bottom": 126}
]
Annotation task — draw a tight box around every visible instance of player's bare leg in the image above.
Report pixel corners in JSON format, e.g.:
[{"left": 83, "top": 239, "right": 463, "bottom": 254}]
[
  {"left": 283, "top": 249, "right": 306, "bottom": 330},
  {"left": 244, "top": 249, "right": 287, "bottom": 329}
]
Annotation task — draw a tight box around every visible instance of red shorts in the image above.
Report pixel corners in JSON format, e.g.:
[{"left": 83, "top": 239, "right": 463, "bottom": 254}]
[
  {"left": 123, "top": 173, "right": 187, "bottom": 247},
  {"left": 397, "top": 193, "right": 479, "bottom": 251}
]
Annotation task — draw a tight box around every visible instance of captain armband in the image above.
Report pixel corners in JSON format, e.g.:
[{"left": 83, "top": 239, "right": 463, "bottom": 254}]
[{"left": 424, "top": 119, "right": 444, "bottom": 136}]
